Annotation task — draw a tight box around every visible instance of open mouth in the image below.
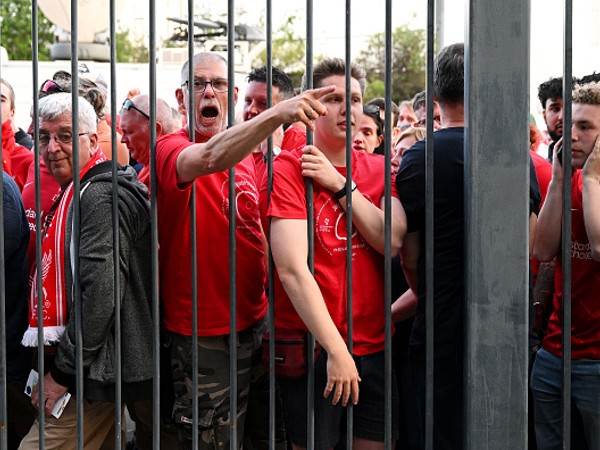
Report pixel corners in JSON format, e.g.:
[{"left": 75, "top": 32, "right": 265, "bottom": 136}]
[{"left": 201, "top": 106, "right": 219, "bottom": 118}]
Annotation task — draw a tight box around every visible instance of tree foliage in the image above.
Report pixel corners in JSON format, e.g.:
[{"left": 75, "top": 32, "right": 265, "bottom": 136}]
[
  {"left": 356, "top": 26, "right": 426, "bottom": 104},
  {"left": 0, "top": 0, "right": 54, "bottom": 60},
  {"left": 254, "top": 16, "right": 306, "bottom": 89},
  {"left": 116, "top": 30, "right": 149, "bottom": 63}
]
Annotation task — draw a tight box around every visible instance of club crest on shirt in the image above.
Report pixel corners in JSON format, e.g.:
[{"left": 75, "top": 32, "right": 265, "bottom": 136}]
[
  {"left": 220, "top": 173, "right": 261, "bottom": 236},
  {"left": 316, "top": 194, "right": 369, "bottom": 257}
]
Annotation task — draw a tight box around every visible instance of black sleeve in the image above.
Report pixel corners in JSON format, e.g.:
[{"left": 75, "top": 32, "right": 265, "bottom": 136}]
[
  {"left": 529, "top": 156, "right": 541, "bottom": 216},
  {"left": 396, "top": 142, "right": 426, "bottom": 233}
]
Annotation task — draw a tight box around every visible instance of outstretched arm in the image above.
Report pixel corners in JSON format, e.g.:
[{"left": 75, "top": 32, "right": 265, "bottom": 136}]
[{"left": 176, "top": 86, "right": 335, "bottom": 183}]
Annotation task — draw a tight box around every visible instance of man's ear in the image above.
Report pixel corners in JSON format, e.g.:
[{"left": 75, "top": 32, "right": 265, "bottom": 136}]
[
  {"left": 233, "top": 86, "right": 239, "bottom": 105},
  {"left": 176, "top": 88, "right": 186, "bottom": 115},
  {"left": 155, "top": 121, "right": 163, "bottom": 137},
  {"left": 542, "top": 109, "right": 547, "bottom": 124},
  {"left": 88, "top": 132, "right": 98, "bottom": 151}
]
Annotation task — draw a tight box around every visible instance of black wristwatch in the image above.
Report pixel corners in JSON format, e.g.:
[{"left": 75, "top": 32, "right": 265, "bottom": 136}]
[{"left": 333, "top": 181, "right": 357, "bottom": 200}]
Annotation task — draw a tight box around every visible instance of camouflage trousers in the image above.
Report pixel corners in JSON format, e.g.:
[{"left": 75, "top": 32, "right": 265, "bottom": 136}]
[{"left": 168, "top": 320, "right": 264, "bottom": 450}]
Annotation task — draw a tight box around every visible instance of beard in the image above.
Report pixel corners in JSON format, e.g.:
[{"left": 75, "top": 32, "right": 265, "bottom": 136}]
[{"left": 548, "top": 127, "right": 562, "bottom": 143}]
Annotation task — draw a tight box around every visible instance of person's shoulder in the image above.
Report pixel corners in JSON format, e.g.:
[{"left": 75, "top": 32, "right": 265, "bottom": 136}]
[
  {"left": 355, "top": 149, "right": 385, "bottom": 171},
  {"left": 157, "top": 128, "right": 190, "bottom": 148},
  {"left": 2, "top": 173, "right": 21, "bottom": 202}
]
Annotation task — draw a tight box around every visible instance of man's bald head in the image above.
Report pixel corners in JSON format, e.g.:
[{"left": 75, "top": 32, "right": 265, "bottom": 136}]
[
  {"left": 130, "top": 94, "right": 176, "bottom": 134},
  {"left": 180, "top": 53, "right": 228, "bottom": 85},
  {"left": 120, "top": 94, "right": 177, "bottom": 165}
]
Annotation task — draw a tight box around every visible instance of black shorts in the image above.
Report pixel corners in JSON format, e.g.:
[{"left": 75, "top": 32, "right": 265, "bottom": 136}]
[{"left": 279, "top": 350, "right": 399, "bottom": 449}]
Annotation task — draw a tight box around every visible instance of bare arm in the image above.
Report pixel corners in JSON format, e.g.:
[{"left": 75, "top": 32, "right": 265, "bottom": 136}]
[
  {"left": 301, "top": 146, "right": 407, "bottom": 255},
  {"left": 534, "top": 143, "right": 564, "bottom": 262},
  {"left": 176, "top": 86, "right": 335, "bottom": 183},
  {"left": 270, "top": 217, "right": 360, "bottom": 406},
  {"left": 400, "top": 231, "right": 420, "bottom": 293},
  {"left": 391, "top": 289, "right": 418, "bottom": 322},
  {"left": 582, "top": 136, "right": 600, "bottom": 260}
]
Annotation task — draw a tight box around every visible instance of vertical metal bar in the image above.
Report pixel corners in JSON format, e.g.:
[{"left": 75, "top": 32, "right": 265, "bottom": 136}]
[
  {"left": 70, "top": 1, "right": 85, "bottom": 447},
  {"left": 304, "top": 1, "right": 316, "bottom": 449},
  {"left": 32, "top": 2, "right": 46, "bottom": 448},
  {"left": 383, "top": 0, "right": 393, "bottom": 448},
  {"left": 265, "top": 0, "right": 276, "bottom": 449},
  {"left": 148, "top": 0, "right": 161, "bottom": 447},
  {"left": 561, "top": 1, "right": 573, "bottom": 447},
  {"left": 0, "top": 54, "right": 5, "bottom": 450},
  {"left": 424, "top": 1, "right": 435, "bottom": 449},
  {"left": 227, "top": 0, "right": 238, "bottom": 447},
  {"left": 464, "top": 0, "right": 530, "bottom": 448},
  {"left": 344, "top": 0, "right": 354, "bottom": 448},
  {"left": 186, "top": 2, "right": 199, "bottom": 449},
  {"left": 109, "top": 0, "right": 122, "bottom": 447}
]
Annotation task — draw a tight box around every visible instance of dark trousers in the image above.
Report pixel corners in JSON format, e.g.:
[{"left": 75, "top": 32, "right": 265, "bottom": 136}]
[{"left": 411, "top": 350, "right": 463, "bottom": 450}]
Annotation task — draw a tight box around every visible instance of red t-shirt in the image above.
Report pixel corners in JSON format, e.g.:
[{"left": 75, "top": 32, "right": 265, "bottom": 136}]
[
  {"left": 530, "top": 151, "right": 553, "bottom": 276},
  {"left": 281, "top": 125, "right": 306, "bottom": 151},
  {"left": 156, "top": 129, "right": 267, "bottom": 336},
  {"left": 543, "top": 170, "right": 600, "bottom": 359},
  {"left": 2, "top": 121, "right": 33, "bottom": 191},
  {"left": 530, "top": 151, "right": 551, "bottom": 204},
  {"left": 267, "top": 148, "right": 388, "bottom": 356},
  {"left": 21, "top": 159, "right": 62, "bottom": 272}
]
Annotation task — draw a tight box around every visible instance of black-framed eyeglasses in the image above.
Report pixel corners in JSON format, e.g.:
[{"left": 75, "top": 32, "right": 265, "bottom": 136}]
[
  {"left": 182, "top": 78, "right": 229, "bottom": 93},
  {"left": 39, "top": 131, "right": 90, "bottom": 147},
  {"left": 121, "top": 98, "right": 150, "bottom": 119}
]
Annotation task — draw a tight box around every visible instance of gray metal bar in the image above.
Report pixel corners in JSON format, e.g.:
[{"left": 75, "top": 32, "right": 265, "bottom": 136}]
[
  {"left": 148, "top": 0, "right": 161, "bottom": 447},
  {"left": 464, "top": 1, "right": 530, "bottom": 449},
  {"left": 383, "top": 0, "right": 393, "bottom": 447},
  {"left": 424, "top": 0, "right": 435, "bottom": 449},
  {"left": 186, "top": 2, "right": 199, "bottom": 449},
  {"left": 344, "top": 0, "right": 354, "bottom": 447},
  {"left": 265, "top": 0, "right": 276, "bottom": 448},
  {"left": 109, "top": 1, "right": 122, "bottom": 448},
  {"left": 434, "top": 0, "right": 444, "bottom": 53},
  {"left": 0, "top": 50, "right": 6, "bottom": 450},
  {"left": 561, "top": 0, "right": 573, "bottom": 447},
  {"left": 32, "top": 2, "right": 47, "bottom": 448},
  {"left": 304, "top": 1, "right": 316, "bottom": 449},
  {"left": 227, "top": 0, "right": 238, "bottom": 447},
  {"left": 70, "top": 1, "right": 85, "bottom": 447}
]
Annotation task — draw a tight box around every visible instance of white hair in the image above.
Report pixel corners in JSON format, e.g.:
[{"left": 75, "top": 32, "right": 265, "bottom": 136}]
[{"left": 38, "top": 93, "right": 98, "bottom": 133}]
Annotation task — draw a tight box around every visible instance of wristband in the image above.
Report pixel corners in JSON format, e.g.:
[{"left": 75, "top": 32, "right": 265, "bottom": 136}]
[{"left": 334, "top": 180, "right": 357, "bottom": 200}]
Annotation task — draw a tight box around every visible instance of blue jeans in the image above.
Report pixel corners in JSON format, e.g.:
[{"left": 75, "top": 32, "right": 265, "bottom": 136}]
[{"left": 531, "top": 347, "right": 600, "bottom": 450}]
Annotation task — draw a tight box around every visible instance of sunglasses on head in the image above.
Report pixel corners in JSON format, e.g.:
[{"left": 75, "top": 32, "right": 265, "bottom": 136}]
[
  {"left": 121, "top": 98, "right": 150, "bottom": 120},
  {"left": 40, "top": 79, "right": 65, "bottom": 95}
]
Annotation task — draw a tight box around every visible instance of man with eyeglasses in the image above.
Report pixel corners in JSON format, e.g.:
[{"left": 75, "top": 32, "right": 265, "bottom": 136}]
[
  {"left": 120, "top": 94, "right": 177, "bottom": 187},
  {"left": 155, "top": 51, "right": 333, "bottom": 449},
  {"left": 19, "top": 93, "right": 155, "bottom": 450}
]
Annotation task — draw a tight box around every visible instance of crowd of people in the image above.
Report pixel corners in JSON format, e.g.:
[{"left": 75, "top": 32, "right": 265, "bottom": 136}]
[{"left": 1, "top": 42, "right": 600, "bottom": 450}]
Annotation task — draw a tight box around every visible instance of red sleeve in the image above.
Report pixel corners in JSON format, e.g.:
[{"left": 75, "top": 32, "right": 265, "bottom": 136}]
[
  {"left": 281, "top": 126, "right": 306, "bottom": 152},
  {"left": 156, "top": 130, "right": 193, "bottom": 193},
  {"left": 267, "top": 150, "right": 307, "bottom": 220},
  {"left": 530, "top": 151, "right": 552, "bottom": 204},
  {"left": 10, "top": 145, "right": 33, "bottom": 192}
]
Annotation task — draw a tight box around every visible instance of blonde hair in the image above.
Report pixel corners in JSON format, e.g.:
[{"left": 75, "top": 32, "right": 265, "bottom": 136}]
[
  {"left": 572, "top": 81, "right": 600, "bottom": 105},
  {"left": 397, "top": 126, "right": 426, "bottom": 143}
]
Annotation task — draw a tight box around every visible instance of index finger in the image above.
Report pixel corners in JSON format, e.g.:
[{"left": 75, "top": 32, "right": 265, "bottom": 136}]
[
  {"left": 351, "top": 378, "right": 360, "bottom": 405},
  {"left": 306, "top": 85, "right": 336, "bottom": 99}
]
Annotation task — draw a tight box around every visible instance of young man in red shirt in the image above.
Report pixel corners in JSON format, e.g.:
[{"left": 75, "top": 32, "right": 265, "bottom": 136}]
[
  {"left": 533, "top": 81, "right": 600, "bottom": 450},
  {"left": 267, "top": 58, "right": 405, "bottom": 450},
  {"left": 155, "top": 51, "right": 334, "bottom": 449}
]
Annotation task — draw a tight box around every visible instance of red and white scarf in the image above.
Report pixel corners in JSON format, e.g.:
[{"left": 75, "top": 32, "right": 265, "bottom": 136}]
[{"left": 22, "top": 150, "right": 107, "bottom": 347}]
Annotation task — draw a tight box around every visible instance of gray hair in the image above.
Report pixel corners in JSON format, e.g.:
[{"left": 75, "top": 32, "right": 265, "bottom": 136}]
[
  {"left": 38, "top": 93, "right": 98, "bottom": 133},
  {"left": 180, "top": 52, "right": 227, "bottom": 85}
]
